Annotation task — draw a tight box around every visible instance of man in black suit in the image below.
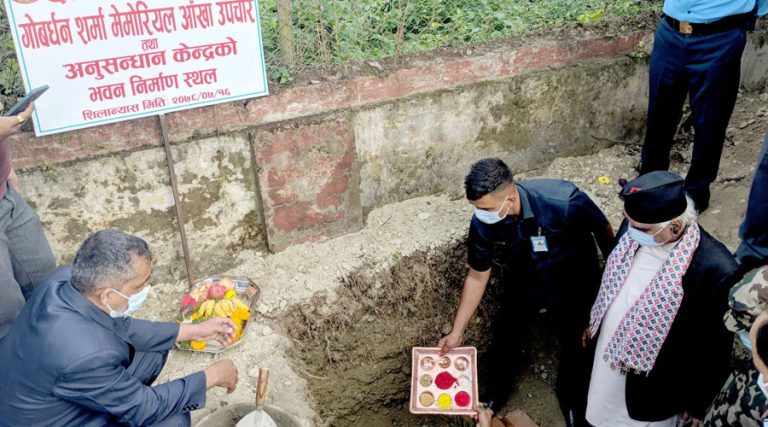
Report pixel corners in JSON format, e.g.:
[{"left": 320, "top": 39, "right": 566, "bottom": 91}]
[
  {"left": 0, "top": 229, "right": 239, "bottom": 427},
  {"left": 584, "top": 171, "right": 737, "bottom": 427}
]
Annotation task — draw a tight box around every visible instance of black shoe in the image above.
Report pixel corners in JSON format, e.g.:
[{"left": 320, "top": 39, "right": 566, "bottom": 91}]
[
  {"left": 694, "top": 198, "right": 709, "bottom": 213},
  {"left": 684, "top": 190, "right": 709, "bottom": 213}
]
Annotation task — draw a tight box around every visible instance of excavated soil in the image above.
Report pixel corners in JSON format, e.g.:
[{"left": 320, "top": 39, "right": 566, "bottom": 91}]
[{"left": 283, "top": 243, "right": 503, "bottom": 427}]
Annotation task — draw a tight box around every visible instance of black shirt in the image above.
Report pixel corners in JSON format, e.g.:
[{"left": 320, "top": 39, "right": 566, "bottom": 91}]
[{"left": 467, "top": 179, "right": 609, "bottom": 299}]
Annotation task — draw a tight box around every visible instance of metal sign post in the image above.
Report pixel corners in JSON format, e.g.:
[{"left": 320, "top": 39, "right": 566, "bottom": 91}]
[{"left": 158, "top": 114, "right": 195, "bottom": 290}]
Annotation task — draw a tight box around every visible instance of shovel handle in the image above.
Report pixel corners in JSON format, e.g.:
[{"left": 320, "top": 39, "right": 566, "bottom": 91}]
[{"left": 256, "top": 368, "right": 269, "bottom": 405}]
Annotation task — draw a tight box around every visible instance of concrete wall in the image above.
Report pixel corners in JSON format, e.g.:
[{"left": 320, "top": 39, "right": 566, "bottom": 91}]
[
  {"left": 354, "top": 57, "right": 648, "bottom": 211},
  {"left": 22, "top": 134, "right": 263, "bottom": 280},
  {"left": 10, "top": 29, "right": 768, "bottom": 281}
]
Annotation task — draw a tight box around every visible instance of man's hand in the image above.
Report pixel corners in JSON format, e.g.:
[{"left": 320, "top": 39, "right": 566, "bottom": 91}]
[
  {"left": 582, "top": 326, "right": 592, "bottom": 349},
  {"left": 7, "top": 168, "right": 19, "bottom": 191},
  {"left": 504, "top": 409, "right": 538, "bottom": 427},
  {"left": 438, "top": 329, "right": 463, "bottom": 356},
  {"left": 681, "top": 411, "right": 701, "bottom": 427},
  {"left": 204, "top": 359, "right": 238, "bottom": 393},
  {"left": 0, "top": 102, "right": 34, "bottom": 140},
  {"left": 473, "top": 404, "right": 493, "bottom": 427},
  {"left": 178, "top": 317, "right": 236, "bottom": 346}
]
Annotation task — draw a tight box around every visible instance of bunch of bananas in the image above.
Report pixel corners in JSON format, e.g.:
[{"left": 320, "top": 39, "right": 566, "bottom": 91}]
[{"left": 195, "top": 296, "right": 250, "bottom": 319}]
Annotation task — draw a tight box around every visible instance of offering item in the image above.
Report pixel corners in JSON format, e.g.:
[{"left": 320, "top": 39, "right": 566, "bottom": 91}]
[
  {"left": 410, "top": 347, "right": 478, "bottom": 416},
  {"left": 176, "top": 276, "right": 260, "bottom": 354}
]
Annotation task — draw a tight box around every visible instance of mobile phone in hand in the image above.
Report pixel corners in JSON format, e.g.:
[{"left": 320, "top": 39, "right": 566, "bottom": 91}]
[{"left": 4, "top": 85, "right": 49, "bottom": 117}]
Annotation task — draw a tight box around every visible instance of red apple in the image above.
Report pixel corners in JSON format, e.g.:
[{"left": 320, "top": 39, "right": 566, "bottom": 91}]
[{"left": 207, "top": 284, "right": 227, "bottom": 300}]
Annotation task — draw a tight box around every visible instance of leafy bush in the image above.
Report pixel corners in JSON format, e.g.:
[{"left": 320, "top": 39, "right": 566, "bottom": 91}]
[
  {"left": 261, "top": 0, "right": 661, "bottom": 66},
  {"left": 0, "top": 2, "right": 24, "bottom": 109}
]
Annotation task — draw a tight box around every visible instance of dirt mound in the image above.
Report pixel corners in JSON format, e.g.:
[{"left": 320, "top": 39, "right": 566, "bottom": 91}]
[{"left": 284, "top": 243, "right": 506, "bottom": 426}]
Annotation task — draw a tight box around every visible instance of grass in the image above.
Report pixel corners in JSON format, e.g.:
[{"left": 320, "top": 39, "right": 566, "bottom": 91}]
[{"left": 259, "top": 0, "right": 661, "bottom": 66}]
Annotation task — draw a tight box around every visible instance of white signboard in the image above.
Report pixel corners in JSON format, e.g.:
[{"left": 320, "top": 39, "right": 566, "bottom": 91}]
[{"left": 3, "top": 0, "right": 268, "bottom": 136}]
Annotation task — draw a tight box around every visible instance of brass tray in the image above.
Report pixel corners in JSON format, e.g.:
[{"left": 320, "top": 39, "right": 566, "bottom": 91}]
[{"left": 175, "top": 276, "right": 260, "bottom": 354}]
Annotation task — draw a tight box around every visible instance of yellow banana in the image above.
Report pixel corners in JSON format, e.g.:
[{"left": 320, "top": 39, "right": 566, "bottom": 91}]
[
  {"left": 224, "top": 300, "right": 236, "bottom": 316},
  {"left": 213, "top": 301, "right": 226, "bottom": 317},
  {"left": 196, "top": 300, "right": 211, "bottom": 317},
  {"left": 231, "top": 296, "right": 249, "bottom": 311},
  {"left": 221, "top": 299, "right": 235, "bottom": 317},
  {"left": 203, "top": 300, "right": 215, "bottom": 318},
  {"left": 196, "top": 302, "right": 206, "bottom": 317}
]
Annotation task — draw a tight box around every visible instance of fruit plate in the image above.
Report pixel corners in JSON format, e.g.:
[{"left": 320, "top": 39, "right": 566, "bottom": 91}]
[
  {"left": 175, "top": 276, "right": 261, "bottom": 354},
  {"left": 409, "top": 347, "right": 479, "bottom": 416}
]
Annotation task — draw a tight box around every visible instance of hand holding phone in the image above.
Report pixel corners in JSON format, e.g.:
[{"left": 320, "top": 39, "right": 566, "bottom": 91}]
[
  {"left": 3, "top": 85, "right": 48, "bottom": 117},
  {"left": 0, "top": 102, "right": 35, "bottom": 140}
]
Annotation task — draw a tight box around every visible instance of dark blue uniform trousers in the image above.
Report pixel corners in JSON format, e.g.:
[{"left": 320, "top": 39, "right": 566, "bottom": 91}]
[
  {"left": 736, "top": 130, "right": 768, "bottom": 267},
  {"left": 125, "top": 350, "right": 192, "bottom": 427},
  {"left": 641, "top": 18, "right": 747, "bottom": 210}
]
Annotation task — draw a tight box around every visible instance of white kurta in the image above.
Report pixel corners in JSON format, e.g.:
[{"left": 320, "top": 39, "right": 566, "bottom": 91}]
[{"left": 586, "top": 243, "right": 680, "bottom": 427}]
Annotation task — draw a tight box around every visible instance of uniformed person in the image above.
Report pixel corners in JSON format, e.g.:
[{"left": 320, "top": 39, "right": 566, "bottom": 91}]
[
  {"left": 640, "top": 0, "right": 767, "bottom": 212},
  {"left": 736, "top": 131, "right": 768, "bottom": 270},
  {"left": 438, "top": 158, "right": 614, "bottom": 427},
  {"left": 704, "top": 265, "right": 768, "bottom": 426}
]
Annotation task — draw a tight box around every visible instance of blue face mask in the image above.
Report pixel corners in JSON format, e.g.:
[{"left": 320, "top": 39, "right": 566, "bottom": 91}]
[
  {"left": 739, "top": 330, "right": 753, "bottom": 351},
  {"left": 474, "top": 196, "right": 511, "bottom": 225},
  {"left": 107, "top": 286, "right": 151, "bottom": 318},
  {"left": 627, "top": 224, "right": 667, "bottom": 247}
]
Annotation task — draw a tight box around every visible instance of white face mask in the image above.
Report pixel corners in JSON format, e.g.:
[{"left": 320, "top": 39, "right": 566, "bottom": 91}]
[
  {"left": 474, "top": 196, "right": 511, "bottom": 225},
  {"left": 107, "top": 286, "right": 151, "bottom": 318},
  {"left": 627, "top": 223, "right": 668, "bottom": 247},
  {"left": 758, "top": 373, "right": 768, "bottom": 399}
]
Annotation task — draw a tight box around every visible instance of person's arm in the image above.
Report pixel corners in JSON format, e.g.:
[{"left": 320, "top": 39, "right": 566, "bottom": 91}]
[
  {"left": 203, "top": 359, "right": 239, "bottom": 392},
  {"left": 595, "top": 222, "right": 615, "bottom": 259},
  {"left": 683, "top": 268, "right": 739, "bottom": 420},
  {"left": 0, "top": 102, "right": 33, "bottom": 140},
  {"left": 564, "top": 189, "right": 613, "bottom": 258},
  {"left": 123, "top": 318, "right": 180, "bottom": 352},
  {"left": 724, "top": 265, "right": 768, "bottom": 334},
  {"left": 503, "top": 410, "right": 539, "bottom": 427},
  {"left": 7, "top": 167, "right": 18, "bottom": 191},
  {"left": 124, "top": 317, "right": 236, "bottom": 353},
  {"left": 178, "top": 317, "right": 236, "bottom": 346},
  {"left": 438, "top": 267, "right": 491, "bottom": 355}
]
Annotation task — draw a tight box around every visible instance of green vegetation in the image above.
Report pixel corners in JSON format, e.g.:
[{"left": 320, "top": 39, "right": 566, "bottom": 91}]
[
  {"left": 259, "top": 0, "right": 661, "bottom": 66},
  {"left": 0, "top": 2, "right": 24, "bottom": 109},
  {"left": 0, "top": 0, "right": 660, "bottom": 106}
]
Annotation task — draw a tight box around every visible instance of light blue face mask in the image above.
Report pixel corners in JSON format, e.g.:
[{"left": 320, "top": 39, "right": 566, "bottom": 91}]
[
  {"left": 627, "top": 224, "right": 667, "bottom": 247},
  {"left": 739, "top": 330, "right": 753, "bottom": 351},
  {"left": 107, "top": 286, "right": 151, "bottom": 318},
  {"left": 474, "top": 196, "right": 511, "bottom": 225}
]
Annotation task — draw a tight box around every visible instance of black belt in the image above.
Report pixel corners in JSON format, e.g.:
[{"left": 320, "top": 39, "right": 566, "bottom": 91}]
[{"left": 663, "top": 11, "right": 756, "bottom": 35}]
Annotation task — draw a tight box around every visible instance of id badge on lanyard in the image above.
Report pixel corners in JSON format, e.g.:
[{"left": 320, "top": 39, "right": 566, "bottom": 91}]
[{"left": 530, "top": 226, "right": 548, "bottom": 253}]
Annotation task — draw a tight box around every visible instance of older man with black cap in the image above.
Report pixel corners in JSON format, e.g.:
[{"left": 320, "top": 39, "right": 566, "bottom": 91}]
[{"left": 584, "top": 171, "right": 738, "bottom": 427}]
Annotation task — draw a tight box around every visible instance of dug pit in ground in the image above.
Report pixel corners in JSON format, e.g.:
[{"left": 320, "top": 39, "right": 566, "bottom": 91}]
[
  {"left": 283, "top": 242, "right": 567, "bottom": 427},
  {"left": 284, "top": 243, "right": 491, "bottom": 427}
]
